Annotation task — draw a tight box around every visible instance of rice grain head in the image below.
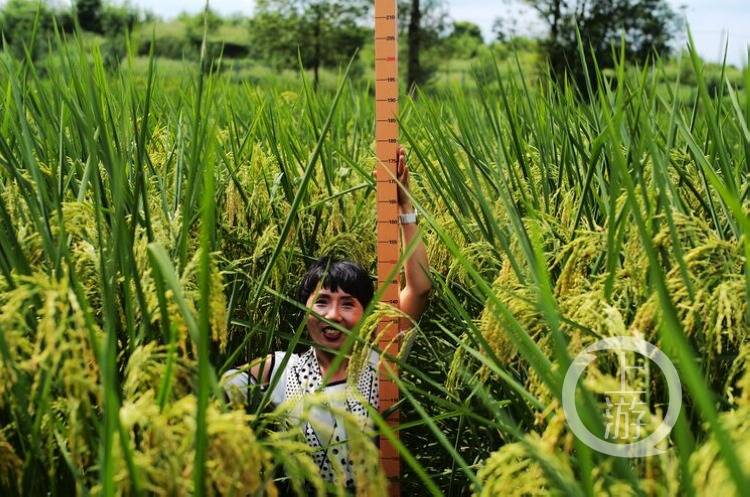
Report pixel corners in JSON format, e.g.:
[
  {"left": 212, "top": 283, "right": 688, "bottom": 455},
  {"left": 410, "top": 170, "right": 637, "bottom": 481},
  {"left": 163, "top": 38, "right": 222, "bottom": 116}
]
[
  {"left": 690, "top": 407, "right": 750, "bottom": 497},
  {"left": 106, "top": 390, "right": 277, "bottom": 497}
]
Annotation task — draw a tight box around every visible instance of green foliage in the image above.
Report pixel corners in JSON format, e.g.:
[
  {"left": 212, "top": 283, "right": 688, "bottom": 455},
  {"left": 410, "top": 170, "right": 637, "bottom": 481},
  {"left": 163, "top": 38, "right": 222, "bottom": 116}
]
[
  {"left": 399, "top": 0, "right": 451, "bottom": 87},
  {"left": 249, "top": 0, "right": 370, "bottom": 85},
  {"left": 523, "top": 0, "right": 681, "bottom": 87},
  {"left": 398, "top": 0, "right": 449, "bottom": 42},
  {"left": 101, "top": 3, "right": 139, "bottom": 35},
  {"left": 0, "top": 0, "right": 73, "bottom": 59},
  {"left": 137, "top": 34, "right": 198, "bottom": 60},
  {"left": 133, "top": 15, "right": 253, "bottom": 64},
  {"left": 451, "top": 21, "right": 482, "bottom": 41},
  {"left": 75, "top": 0, "right": 103, "bottom": 33},
  {"left": 180, "top": 8, "right": 224, "bottom": 43},
  {"left": 443, "top": 21, "right": 485, "bottom": 59}
]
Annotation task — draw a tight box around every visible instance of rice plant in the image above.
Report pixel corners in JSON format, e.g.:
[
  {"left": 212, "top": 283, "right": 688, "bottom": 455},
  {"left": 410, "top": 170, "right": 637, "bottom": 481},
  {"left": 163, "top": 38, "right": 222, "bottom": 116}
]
[{"left": 0, "top": 28, "right": 748, "bottom": 497}]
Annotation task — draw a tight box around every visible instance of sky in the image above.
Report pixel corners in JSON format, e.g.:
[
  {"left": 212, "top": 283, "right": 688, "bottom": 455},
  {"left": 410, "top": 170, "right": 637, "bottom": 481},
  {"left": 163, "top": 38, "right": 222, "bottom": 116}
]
[{"left": 68, "top": 0, "right": 750, "bottom": 66}]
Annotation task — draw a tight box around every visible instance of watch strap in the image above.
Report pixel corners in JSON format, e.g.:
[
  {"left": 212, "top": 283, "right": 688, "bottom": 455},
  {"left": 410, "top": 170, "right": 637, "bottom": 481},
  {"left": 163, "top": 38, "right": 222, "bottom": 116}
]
[{"left": 399, "top": 212, "right": 417, "bottom": 225}]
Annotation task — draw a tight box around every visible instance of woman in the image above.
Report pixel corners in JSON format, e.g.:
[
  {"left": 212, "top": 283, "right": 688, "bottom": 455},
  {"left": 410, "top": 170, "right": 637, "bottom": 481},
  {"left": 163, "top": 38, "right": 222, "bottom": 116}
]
[{"left": 222, "top": 147, "right": 431, "bottom": 487}]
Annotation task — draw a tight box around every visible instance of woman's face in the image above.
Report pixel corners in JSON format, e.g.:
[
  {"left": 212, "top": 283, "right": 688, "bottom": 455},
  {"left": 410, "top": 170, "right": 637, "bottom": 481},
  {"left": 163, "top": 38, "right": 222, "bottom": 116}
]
[{"left": 306, "top": 286, "right": 364, "bottom": 351}]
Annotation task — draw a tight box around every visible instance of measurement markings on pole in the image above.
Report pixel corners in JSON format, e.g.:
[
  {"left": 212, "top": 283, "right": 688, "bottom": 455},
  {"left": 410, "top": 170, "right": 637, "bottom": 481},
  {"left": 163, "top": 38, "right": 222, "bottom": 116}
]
[{"left": 374, "top": 0, "right": 401, "bottom": 495}]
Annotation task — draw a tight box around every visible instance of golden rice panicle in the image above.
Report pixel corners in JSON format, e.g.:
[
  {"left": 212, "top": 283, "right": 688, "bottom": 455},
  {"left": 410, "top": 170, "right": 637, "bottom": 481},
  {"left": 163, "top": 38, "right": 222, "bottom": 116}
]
[
  {"left": 460, "top": 261, "right": 545, "bottom": 394},
  {"left": 122, "top": 342, "right": 194, "bottom": 401},
  {"left": 474, "top": 212, "right": 569, "bottom": 367},
  {"left": 162, "top": 248, "right": 229, "bottom": 355},
  {"left": 478, "top": 271, "right": 541, "bottom": 364},
  {"left": 245, "top": 223, "right": 295, "bottom": 309},
  {"left": 347, "top": 302, "right": 406, "bottom": 385},
  {"left": 651, "top": 212, "right": 713, "bottom": 252},
  {"left": 250, "top": 224, "right": 280, "bottom": 264},
  {"left": 446, "top": 240, "right": 501, "bottom": 289},
  {"left": 445, "top": 333, "right": 470, "bottom": 393},
  {"left": 473, "top": 409, "right": 574, "bottom": 496},
  {"left": 0, "top": 284, "right": 35, "bottom": 405},
  {"left": 1, "top": 182, "right": 44, "bottom": 268},
  {"left": 426, "top": 203, "right": 506, "bottom": 290},
  {"left": 209, "top": 254, "right": 229, "bottom": 352},
  {"left": 340, "top": 404, "right": 388, "bottom": 497},
  {"left": 131, "top": 229, "right": 160, "bottom": 325},
  {"left": 316, "top": 230, "right": 375, "bottom": 271},
  {"left": 0, "top": 271, "right": 102, "bottom": 483},
  {"left": 632, "top": 223, "right": 747, "bottom": 380},
  {"left": 163, "top": 289, "right": 193, "bottom": 357},
  {"left": 58, "top": 201, "right": 97, "bottom": 240},
  {"left": 424, "top": 211, "right": 460, "bottom": 278},
  {"left": 70, "top": 237, "right": 103, "bottom": 316},
  {"left": 319, "top": 178, "right": 370, "bottom": 239},
  {"left": 553, "top": 229, "right": 605, "bottom": 295},
  {"left": 224, "top": 144, "right": 273, "bottom": 232},
  {"left": 205, "top": 402, "right": 277, "bottom": 497},
  {"left": 28, "top": 272, "right": 101, "bottom": 404},
  {"left": 0, "top": 428, "right": 22, "bottom": 493},
  {"left": 555, "top": 188, "right": 578, "bottom": 232},
  {"left": 51, "top": 397, "right": 98, "bottom": 479},
  {"left": 265, "top": 430, "right": 326, "bottom": 497},
  {"left": 223, "top": 152, "right": 248, "bottom": 232},
  {"left": 248, "top": 145, "right": 284, "bottom": 209},
  {"left": 474, "top": 442, "right": 551, "bottom": 497},
  {"left": 473, "top": 413, "right": 575, "bottom": 497},
  {"left": 108, "top": 391, "right": 276, "bottom": 497},
  {"left": 678, "top": 238, "right": 746, "bottom": 352},
  {"left": 730, "top": 344, "right": 750, "bottom": 406},
  {"left": 690, "top": 407, "right": 750, "bottom": 497}
]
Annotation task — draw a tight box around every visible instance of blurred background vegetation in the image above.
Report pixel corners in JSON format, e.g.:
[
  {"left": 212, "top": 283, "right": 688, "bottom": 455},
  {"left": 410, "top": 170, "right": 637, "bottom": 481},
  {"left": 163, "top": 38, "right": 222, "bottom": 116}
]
[{"left": 0, "top": 0, "right": 744, "bottom": 94}]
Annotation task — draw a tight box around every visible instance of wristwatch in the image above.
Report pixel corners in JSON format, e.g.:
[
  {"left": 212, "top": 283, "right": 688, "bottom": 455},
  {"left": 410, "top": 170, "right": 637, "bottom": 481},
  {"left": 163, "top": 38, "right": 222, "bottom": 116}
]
[{"left": 399, "top": 212, "right": 418, "bottom": 225}]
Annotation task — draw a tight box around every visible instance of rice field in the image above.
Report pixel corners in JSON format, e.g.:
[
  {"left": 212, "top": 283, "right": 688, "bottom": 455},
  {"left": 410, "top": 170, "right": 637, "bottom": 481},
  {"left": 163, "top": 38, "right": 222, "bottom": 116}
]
[{"left": 0, "top": 33, "right": 749, "bottom": 496}]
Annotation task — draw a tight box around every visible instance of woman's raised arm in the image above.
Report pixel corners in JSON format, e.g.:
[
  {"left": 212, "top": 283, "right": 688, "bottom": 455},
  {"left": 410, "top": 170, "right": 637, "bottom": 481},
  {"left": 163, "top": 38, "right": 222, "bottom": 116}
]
[{"left": 395, "top": 146, "right": 432, "bottom": 324}]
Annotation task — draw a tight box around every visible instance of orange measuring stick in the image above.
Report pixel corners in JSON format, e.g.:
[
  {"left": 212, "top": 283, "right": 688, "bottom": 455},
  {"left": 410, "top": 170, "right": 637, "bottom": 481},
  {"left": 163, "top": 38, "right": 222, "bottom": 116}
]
[{"left": 374, "top": 0, "right": 401, "bottom": 495}]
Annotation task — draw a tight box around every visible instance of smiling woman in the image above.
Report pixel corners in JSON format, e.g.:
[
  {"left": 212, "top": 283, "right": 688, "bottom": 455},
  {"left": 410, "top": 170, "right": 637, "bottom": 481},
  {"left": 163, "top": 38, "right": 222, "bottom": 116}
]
[
  {"left": 221, "top": 147, "right": 432, "bottom": 490},
  {"left": 301, "top": 262, "right": 370, "bottom": 383},
  {"left": 222, "top": 258, "right": 382, "bottom": 487}
]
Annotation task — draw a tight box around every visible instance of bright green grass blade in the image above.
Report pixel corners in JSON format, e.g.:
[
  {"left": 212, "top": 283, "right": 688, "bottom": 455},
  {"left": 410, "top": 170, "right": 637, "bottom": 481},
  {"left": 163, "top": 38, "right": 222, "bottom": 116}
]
[{"left": 193, "top": 105, "right": 216, "bottom": 497}]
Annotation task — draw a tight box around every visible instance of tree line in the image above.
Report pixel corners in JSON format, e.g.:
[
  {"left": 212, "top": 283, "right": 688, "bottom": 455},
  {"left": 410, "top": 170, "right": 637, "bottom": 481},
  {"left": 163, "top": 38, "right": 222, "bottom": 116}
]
[{"left": 0, "top": 0, "right": 681, "bottom": 89}]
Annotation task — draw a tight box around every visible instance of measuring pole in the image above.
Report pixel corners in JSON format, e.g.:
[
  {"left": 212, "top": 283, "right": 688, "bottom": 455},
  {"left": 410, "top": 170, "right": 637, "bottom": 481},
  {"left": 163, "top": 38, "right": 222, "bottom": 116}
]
[{"left": 374, "top": 0, "right": 401, "bottom": 495}]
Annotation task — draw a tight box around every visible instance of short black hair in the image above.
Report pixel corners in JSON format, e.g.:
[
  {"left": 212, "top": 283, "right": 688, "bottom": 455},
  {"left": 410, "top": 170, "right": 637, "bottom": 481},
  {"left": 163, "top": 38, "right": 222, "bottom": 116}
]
[{"left": 298, "top": 257, "right": 374, "bottom": 309}]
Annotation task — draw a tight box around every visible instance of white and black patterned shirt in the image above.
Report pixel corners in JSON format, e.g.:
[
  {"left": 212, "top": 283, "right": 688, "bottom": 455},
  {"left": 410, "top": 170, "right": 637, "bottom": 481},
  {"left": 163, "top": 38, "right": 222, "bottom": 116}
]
[{"left": 223, "top": 347, "right": 380, "bottom": 486}]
